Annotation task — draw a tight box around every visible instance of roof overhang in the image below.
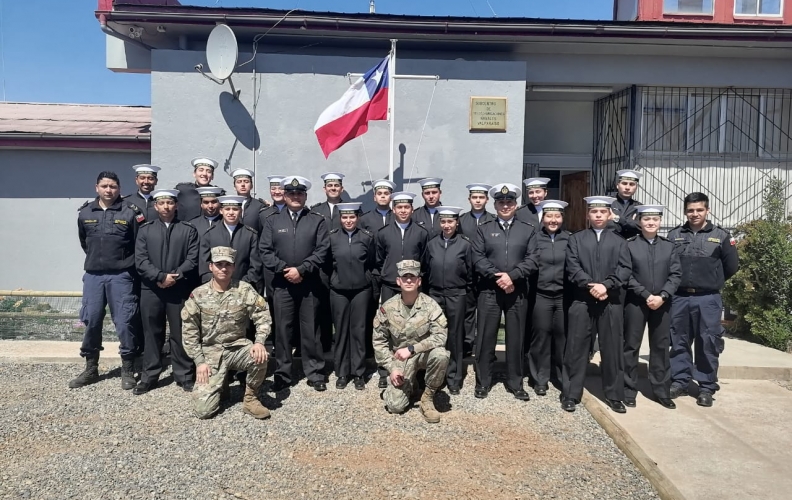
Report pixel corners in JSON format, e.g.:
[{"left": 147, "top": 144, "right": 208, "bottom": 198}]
[{"left": 0, "top": 133, "right": 151, "bottom": 153}]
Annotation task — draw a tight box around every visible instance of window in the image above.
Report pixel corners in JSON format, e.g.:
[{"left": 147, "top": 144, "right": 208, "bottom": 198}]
[
  {"left": 663, "top": 0, "right": 714, "bottom": 14},
  {"left": 735, "top": 0, "right": 782, "bottom": 16}
]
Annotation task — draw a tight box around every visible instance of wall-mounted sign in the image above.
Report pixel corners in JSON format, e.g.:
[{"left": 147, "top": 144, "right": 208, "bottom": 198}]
[{"left": 469, "top": 96, "right": 507, "bottom": 131}]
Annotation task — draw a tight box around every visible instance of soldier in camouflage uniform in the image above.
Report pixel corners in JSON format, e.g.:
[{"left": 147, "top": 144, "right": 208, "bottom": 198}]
[
  {"left": 181, "top": 246, "right": 273, "bottom": 420},
  {"left": 373, "top": 260, "right": 450, "bottom": 423}
]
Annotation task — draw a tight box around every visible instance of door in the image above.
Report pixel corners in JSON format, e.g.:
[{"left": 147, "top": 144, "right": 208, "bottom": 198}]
[{"left": 562, "top": 171, "right": 590, "bottom": 232}]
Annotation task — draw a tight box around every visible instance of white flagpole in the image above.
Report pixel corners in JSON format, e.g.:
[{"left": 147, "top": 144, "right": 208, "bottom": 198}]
[{"left": 388, "top": 39, "right": 397, "bottom": 186}]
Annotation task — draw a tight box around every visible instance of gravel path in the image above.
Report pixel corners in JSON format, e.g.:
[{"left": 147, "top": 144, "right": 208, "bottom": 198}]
[{"left": 0, "top": 362, "right": 658, "bottom": 500}]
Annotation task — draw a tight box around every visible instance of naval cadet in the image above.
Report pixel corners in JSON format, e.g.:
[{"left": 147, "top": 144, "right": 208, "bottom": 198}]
[
  {"left": 189, "top": 187, "right": 224, "bottom": 236},
  {"left": 374, "top": 191, "right": 429, "bottom": 388},
  {"left": 471, "top": 183, "right": 537, "bottom": 401},
  {"left": 608, "top": 169, "right": 644, "bottom": 240},
  {"left": 134, "top": 189, "right": 200, "bottom": 395},
  {"left": 359, "top": 179, "right": 396, "bottom": 232},
  {"left": 259, "top": 176, "right": 330, "bottom": 392},
  {"left": 327, "top": 202, "right": 375, "bottom": 390},
  {"left": 411, "top": 177, "right": 444, "bottom": 239},
  {"left": 668, "top": 192, "right": 739, "bottom": 407},
  {"left": 230, "top": 168, "right": 269, "bottom": 233},
  {"left": 515, "top": 177, "right": 550, "bottom": 227},
  {"left": 125, "top": 164, "right": 160, "bottom": 221},
  {"left": 175, "top": 157, "right": 219, "bottom": 221},
  {"left": 424, "top": 206, "right": 472, "bottom": 394},
  {"left": 623, "top": 205, "right": 681, "bottom": 409},
  {"left": 198, "top": 195, "right": 261, "bottom": 285},
  {"left": 562, "top": 196, "right": 632, "bottom": 414},
  {"left": 527, "top": 200, "right": 571, "bottom": 396},
  {"left": 69, "top": 171, "right": 146, "bottom": 391},
  {"left": 373, "top": 260, "right": 449, "bottom": 423}
]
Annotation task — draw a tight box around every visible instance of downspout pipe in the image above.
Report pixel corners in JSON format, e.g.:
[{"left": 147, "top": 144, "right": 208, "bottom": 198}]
[{"left": 98, "top": 13, "right": 154, "bottom": 51}]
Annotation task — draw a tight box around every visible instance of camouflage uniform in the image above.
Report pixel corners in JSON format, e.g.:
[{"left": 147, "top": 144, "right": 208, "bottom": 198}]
[
  {"left": 373, "top": 292, "right": 449, "bottom": 413},
  {"left": 181, "top": 280, "right": 271, "bottom": 419}
]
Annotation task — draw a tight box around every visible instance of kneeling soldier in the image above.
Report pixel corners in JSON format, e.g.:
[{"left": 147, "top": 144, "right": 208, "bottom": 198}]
[
  {"left": 373, "top": 260, "right": 450, "bottom": 423},
  {"left": 181, "top": 246, "right": 273, "bottom": 420}
]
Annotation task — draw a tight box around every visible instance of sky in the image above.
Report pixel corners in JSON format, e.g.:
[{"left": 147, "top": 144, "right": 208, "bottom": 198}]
[{"left": 0, "top": 0, "right": 613, "bottom": 106}]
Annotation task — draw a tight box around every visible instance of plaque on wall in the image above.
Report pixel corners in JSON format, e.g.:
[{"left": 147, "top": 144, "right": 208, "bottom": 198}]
[{"left": 469, "top": 97, "right": 507, "bottom": 131}]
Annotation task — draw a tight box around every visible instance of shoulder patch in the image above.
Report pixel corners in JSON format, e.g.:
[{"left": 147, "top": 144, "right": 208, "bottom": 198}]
[
  {"left": 329, "top": 228, "right": 339, "bottom": 234},
  {"left": 182, "top": 221, "right": 195, "bottom": 227},
  {"left": 310, "top": 202, "right": 323, "bottom": 209},
  {"left": 258, "top": 198, "right": 271, "bottom": 207},
  {"left": 78, "top": 200, "right": 90, "bottom": 211},
  {"left": 310, "top": 211, "right": 325, "bottom": 217},
  {"left": 416, "top": 221, "right": 425, "bottom": 225},
  {"left": 359, "top": 228, "right": 372, "bottom": 236},
  {"left": 380, "top": 306, "right": 386, "bottom": 314},
  {"left": 459, "top": 234, "right": 471, "bottom": 242},
  {"left": 140, "top": 220, "right": 154, "bottom": 227},
  {"left": 243, "top": 225, "right": 258, "bottom": 235},
  {"left": 626, "top": 236, "right": 637, "bottom": 241},
  {"left": 514, "top": 219, "right": 534, "bottom": 227}
]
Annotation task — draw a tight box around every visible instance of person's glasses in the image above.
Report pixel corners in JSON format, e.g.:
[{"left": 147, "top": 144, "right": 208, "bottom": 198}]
[{"left": 400, "top": 275, "right": 419, "bottom": 282}]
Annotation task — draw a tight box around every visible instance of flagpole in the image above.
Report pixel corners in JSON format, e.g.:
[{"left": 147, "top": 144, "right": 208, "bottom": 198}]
[{"left": 388, "top": 39, "right": 397, "bottom": 186}]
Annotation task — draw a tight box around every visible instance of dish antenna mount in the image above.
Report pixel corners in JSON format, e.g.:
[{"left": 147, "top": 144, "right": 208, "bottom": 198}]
[{"left": 195, "top": 24, "right": 241, "bottom": 99}]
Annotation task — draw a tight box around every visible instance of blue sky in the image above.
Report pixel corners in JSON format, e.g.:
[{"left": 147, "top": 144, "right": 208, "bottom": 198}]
[{"left": 0, "top": 0, "right": 612, "bottom": 106}]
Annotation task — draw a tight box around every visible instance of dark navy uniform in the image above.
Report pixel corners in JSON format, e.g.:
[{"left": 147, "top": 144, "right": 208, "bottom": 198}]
[
  {"left": 528, "top": 227, "right": 571, "bottom": 389},
  {"left": 624, "top": 234, "right": 682, "bottom": 400},
  {"left": 259, "top": 207, "right": 329, "bottom": 385},
  {"left": 515, "top": 204, "right": 541, "bottom": 227},
  {"left": 472, "top": 218, "right": 537, "bottom": 393},
  {"left": 328, "top": 227, "right": 375, "bottom": 381},
  {"left": 77, "top": 197, "right": 145, "bottom": 360},
  {"left": 411, "top": 205, "right": 442, "bottom": 239},
  {"left": 241, "top": 197, "right": 268, "bottom": 234},
  {"left": 359, "top": 208, "right": 393, "bottom": 232},
  {"left": 563, "top": 228, "right": 632, "bottom": 403},
  {"left": 458, "top": 210, "right": 496, "bottom": 352},
  {"left": 175, "top": 182, "right": 223, "bottom": 222},
  {"left": 608, "top": 197, "right": 643, "bottom": 239},
  {"left": 375, "top": 220, "right": 430, "bottom": 302},
  {"left": 124, "top": 192, "right": 158, "bottom": 221},
  {"left": 311, "top": 201, "right": 343, "bottom": 231},
  {"left": 257, "top": 204, "right": 284, "bottom": 347},
  {"left": 425, "top": 233, "right": 473, "bottom": 389},
  {"left": 198, "top": 223, "right": 261, "bottom": 284},
  {"left": 135, "top": 218, "right": 199, "bottom": 386},
  {"left": 668, "top": 222, "right": 739, "bottom": 395},
  {"left": 310, "top": 201, "right": 340, "bottom": 353},
  {"left": 188, "top": 214, "right": 222, "bottom": 237}
]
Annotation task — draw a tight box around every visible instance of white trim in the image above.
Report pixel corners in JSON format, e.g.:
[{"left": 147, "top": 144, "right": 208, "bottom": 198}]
[{"left": 734, "top": 0, "right": 784, "bottom": 17}]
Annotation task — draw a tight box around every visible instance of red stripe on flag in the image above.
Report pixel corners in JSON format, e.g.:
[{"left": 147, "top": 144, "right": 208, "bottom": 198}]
[{"left": 315, "top": 88, "right": 389, "bottom": 158}]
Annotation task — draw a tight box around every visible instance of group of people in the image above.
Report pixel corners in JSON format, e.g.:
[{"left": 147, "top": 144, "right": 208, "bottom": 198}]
[{"left": 70, "top": 159, "right": 739, "bottom": 423}]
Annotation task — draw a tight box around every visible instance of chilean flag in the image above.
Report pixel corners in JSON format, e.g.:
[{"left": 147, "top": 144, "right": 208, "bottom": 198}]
[{"left": 314, "top": 56, "right": 390, "bottom": 158}]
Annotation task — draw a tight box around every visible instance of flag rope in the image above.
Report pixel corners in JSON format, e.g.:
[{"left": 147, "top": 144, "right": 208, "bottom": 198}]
[{"left": 407, "top": 79, "right": 439, "bottom": 186}]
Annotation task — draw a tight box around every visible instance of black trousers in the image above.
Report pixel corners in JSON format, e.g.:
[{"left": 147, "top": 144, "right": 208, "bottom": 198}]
[
  {"left": 475, "top": 289, "right": 527, "bottom": 391},
  {"left": 464, "top": 290, "right": 477, "bottom": 350},
  {"left": 624, "top": 297, "right": 671, "bottom": 399},
  {"left": 523, "top": 291, "right": 536, "bottom": 358},
  {"left": 273, "top": 281, "right": 324, "bottom": 384},
  {"left": 529, "top": 292, "right": 566, "bottom": 388},
  {"left": 331, "top": 287, "right": 371, "bottom": 379},
  {"left": 317, "top": 272, "right": 334, "bottom": 353},
  {"left": 139, "top": 287, "right": 194, "bottom": 385},
  {"left": 429, "top": 289, "right": 467, "bottom": 387},
  {"left": 563, "top": 297, "right": 624, "bottom": 402}
]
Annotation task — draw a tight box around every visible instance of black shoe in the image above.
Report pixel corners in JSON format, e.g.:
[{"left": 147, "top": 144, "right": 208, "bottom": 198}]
[
  {"left": 697, "top": 392, "right": 713, "bottom": 407},
  {"left": 378, "top": 376, "right": 387, "bottom": 389},
  {"left": 657, "top": 397, "right": 676, "bottom": 409},
  {"left": 534, "top": 385, "right": 548, "bottom": 396},
  {"left": 353, "top": 377, "right": 365, "bottom": 390},
  {"left": 474, "top": 386, "right": 489, "bottom": 399},
  {"left": 670, "top": 385, "right": 689, "bottom": 399},
  {"left": 448, "top": 385, "right": 461, "bottom": 395},
  {"left": 68, "top": 356, "right": 100, "bottom": 389},
  {"left": 120, "top": 359, "right": 136, "bottom": 390},
  {"left": 270, "top": 378, "right": 289, "bottom": 392},
  {"left": 307, "top": 380, "right": 327, "bottom": 392},
  {"left": 132, "top": 380, "right": 158, "bottom": 395},
  {"left": 506, "top": 386, "right": 531, "bottom": 401},
  {"left": 336, "top": 377, "right": 349, "bottom": 389},
  {"left": 561, "top": 398, "right": 576, "bottom": 412},
  {"left": 624, "top": 397, "right": 637, "bottom": 408},
  {"left": 180, "top": 381, "right": 195, "bottom": 393},
  {"left": 606, "top": 399, "right": 627, "bottom": 413}
]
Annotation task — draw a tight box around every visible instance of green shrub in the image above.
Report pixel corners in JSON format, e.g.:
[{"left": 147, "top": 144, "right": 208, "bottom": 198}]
[
  {"left": 0, "top": 297, "right": 37, "bottom": 313},
  {"left": 723, "top": 178, "right": 792, "bottom": 351}
]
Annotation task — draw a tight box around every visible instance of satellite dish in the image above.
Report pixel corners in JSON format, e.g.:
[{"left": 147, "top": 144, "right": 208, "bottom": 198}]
[{"left": 206, "top": 24, "right": 238, "bottom": 81}]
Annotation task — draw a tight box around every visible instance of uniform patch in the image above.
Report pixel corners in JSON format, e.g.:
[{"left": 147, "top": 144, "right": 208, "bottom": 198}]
[
  {"left": 114, "top": 219, "right": 128, "bottom": 225},
  {"left": 277, "top": 228, "right": 289, "bottom": 233},
  {"left": 707, "top": 237, "right": 721, "bottom": 243},
  {"left": 674, "top": 238, "right": 685, "bottom": 241},
  {"left": 380, "top": 307, "right": 386, "bottom": 314},
  {"left": 83, "top": 219, "right": 98, "bottom": 223},
  {"left": 730, "top": 237, "right": 736, "bottom": 246},
  {"left": 136, "top": 214, "right": 145, "bottom": 223},
  {"left": 491, "top": 232, "right": 500, "bottom": 237}
]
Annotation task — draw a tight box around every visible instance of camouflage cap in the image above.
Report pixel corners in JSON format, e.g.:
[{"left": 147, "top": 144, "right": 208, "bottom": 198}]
[
  {"left": 396, "top": 259, "right": 421, "bottom": 277},
  {"left": 210, "top": 246, "right": 236, "bottom": 264}
]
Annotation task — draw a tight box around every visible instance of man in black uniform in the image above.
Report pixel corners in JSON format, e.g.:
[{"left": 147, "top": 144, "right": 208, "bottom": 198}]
[
  {"left": 515, "top": 177, "right": 550, "bottom": 227},
  {"left": 623, "top": 205, "right": 681, "bottom": 409},
  {"left": 175, "top": 157, "right": 218, "bottom": 221},
  {"left": 230, "top": 168, "right": 269, "bottom": 233},
  {"left": 70, "top": 171, "right": 146, "bottom": 390},
  {"left": 198, "top": 195, "right": 261, "bottom": 285},
  {"left": 562, "top": 196, "right": 632, "bottom": 414},
  {"left": 458, "top": 183, "right": 495, "bottom": 356},
  {"left": 608, "top": 169, "right": 643, "bottom": 239},
  {"left": 359, "top": 179, "right": 395, "bottom": 232},
  {"left": 259, "top": 176, "right": 330, "bottom": 392},
  {"left": 189, "top": 187, "right": 224, "bottom": 236},
  {"left": 375, "top": 191, "right": 430, "bottom": 388},
  {"left": 124, "top": 164, "right": 160, "bottom": 221},
  {"left": 668, "top": 192, "right": 739, "bottom": 407},
  {"left": 411, "top": 178, "right": 443, "bottom": 239},
  {"left": 257, "top": 175, "right": 285, "bottom": 350},
  {"left": 134, "top": 189, "right": 200, "bottom": 394},
  {"left": 472, "top": 183, "right": 537, "bottom": 401}
]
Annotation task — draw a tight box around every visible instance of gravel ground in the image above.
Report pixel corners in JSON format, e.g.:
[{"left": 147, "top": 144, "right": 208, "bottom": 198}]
[{"left": 0, "top": 362, "right": 659, "bottom": 500}]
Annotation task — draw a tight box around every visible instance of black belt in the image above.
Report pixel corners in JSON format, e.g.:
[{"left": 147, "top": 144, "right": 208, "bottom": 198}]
[{"left": 676, "top": 288, "right": 717, "bottom": 296}]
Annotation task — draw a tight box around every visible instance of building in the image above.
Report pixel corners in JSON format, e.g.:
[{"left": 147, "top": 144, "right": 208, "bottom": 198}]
[
  {"left": 0, "top": 102, "right": 151, "bottom": 290},
  {"left": 616, "top": 0, "right": 792, "bottom": 23}
]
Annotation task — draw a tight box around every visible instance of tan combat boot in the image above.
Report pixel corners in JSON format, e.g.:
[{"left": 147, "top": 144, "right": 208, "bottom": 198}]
[
  {"left": 242, "top": 386, "right": 271, "bottom": 419},
  {"left": 420, "top": 387, "right": 441, "bottom": 424}
]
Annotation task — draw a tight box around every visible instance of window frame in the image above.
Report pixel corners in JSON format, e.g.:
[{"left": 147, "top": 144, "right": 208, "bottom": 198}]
[
  {"left": 734, "top": 0, "right": 784, "bottom": 17},
  {"left": 662, "top": 0, "right": 716, "bottom": 15}
]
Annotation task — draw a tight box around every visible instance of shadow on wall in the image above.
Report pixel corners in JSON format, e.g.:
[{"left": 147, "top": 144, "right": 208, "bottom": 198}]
[{"left": 218, "top": 91, "right": 261, "bottom": 176}]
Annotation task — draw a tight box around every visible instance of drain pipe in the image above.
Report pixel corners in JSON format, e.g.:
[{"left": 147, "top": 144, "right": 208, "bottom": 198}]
[{"left": 98, "top": 14, "right": 153, "bottom": 51}]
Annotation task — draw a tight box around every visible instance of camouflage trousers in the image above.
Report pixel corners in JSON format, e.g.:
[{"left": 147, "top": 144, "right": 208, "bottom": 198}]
[
  {"left": 384, "top": 347, "right": 450, "bottom": 414},
  {"left": 192, "top": 344, "right": 268, "bottom": 419}
]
